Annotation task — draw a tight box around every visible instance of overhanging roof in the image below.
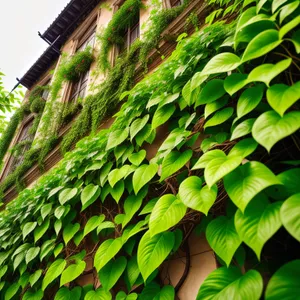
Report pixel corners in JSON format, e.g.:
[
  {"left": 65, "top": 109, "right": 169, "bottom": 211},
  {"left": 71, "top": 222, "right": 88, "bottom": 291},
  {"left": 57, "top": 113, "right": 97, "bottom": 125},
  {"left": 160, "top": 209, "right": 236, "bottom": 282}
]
[{"left": 18, "top": 0, "right": 101, "bottom": 90}]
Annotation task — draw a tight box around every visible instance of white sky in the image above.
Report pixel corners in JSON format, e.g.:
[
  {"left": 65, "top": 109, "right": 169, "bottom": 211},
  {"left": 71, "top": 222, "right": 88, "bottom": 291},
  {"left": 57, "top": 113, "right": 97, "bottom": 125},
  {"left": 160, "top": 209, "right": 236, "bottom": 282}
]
[{"left": 0, "top": 0, "right": 70, "bottom": 91}]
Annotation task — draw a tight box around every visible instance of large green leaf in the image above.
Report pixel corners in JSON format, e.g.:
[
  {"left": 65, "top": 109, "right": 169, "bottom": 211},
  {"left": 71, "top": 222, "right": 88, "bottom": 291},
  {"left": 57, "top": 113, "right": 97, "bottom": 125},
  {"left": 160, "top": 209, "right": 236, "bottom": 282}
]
[
  {"left": 25, "top": 247, "right": 40, "bottom": 264},
  {"left": 125, "top": 256, "right": 140, "bottom": 291},
  {"left": 192, "top": 150, "right": 225, "bottom": 170},
  {"left": 83, "top": 215, "right": 105, "bottom": 238},
  {"left": 267, "top": 82, "right": 300, "bottom": 116},
  {"left": 237, "top": 85, "right": 264, "bottom": 120},
  {"left": 81, "top": 184, "right": 101, "bottom": 211},
  {"left": 60, "top": 260, "right": 86, "bottom": 286},
  {"left": 129, "top": 150, "right": 146, "bottom": 166},
  {"left": 265, "top": 260, "right": 300, "bottom": 300},
  {"left": 178, "top": 176, "right": 217, "bottom": 214},
  {"left": 153, "top": 285, "right": 175, "bottom": 300},
  {"left": 122, "top": 193, "right": 144, "bottom": 228},
  {"left": 242, "top": 30, "right": 282, "bottom": 62},
  {"left": 248, "top": 58, "right": 292, "bottom": 86},
  {"left": 160, "top": 150, "right": 192, "bottom": 182},
  {"left": 110, "top": 181, "right": 125, "bottom": 203},
  {"left": 29, "top": 269, "right": 43, "bottom": 287},
  {"left": 149, "top": 194, "right": 186, "bottom": 236},
  {"left": 202, "top": 53, "right": 241, "bottom": 75},
  {"left": 94, "top": 238, "right": 123, "bottom": 272},
  {"left": 279, "top": 1, "right": 299, "bottom": 24},
  {"left": 130, "top": 115, "right": 149, "bottom": 141},
  {"left": 137, "top": 231, "right": 174, "bottom": 281},
  {"left": 42, "top": 259, "right": 66, "bottom": 291},
  {"left": 205, "top": 98, "right": 228, "bottom": 119},
  {"left": 23, "top": 222, "right": 37, "bottom": 240},
  {"left": 206, "top": 216, "right": 241, "bottom": 266},
  {"left": 204, "top": 107, "right": 234, "bottom": 129},
  {"left": 197, "top": 267, "right": 263, "bottom": 300},
  {"left": 224, "top": 161, "right": 280, "bottom": 212},
  {"left": 230, "top": 118, "right": 255, "bottom": 140},
  {"left": 252, "top": 111, "right": 300, "bottom": 152},
  {"left": 205, "top": 152, "right": 243, "bottom": 188},
  {"left": 54, "top": 287, "right": 82, "bottom": 300},
  {"left": 228, "top": 137, "right": 258, "bottom": 158},
  {"left": 98, "top": 256, "right": 127, "bottom": 291},
  {"left": 279, "top": 15, "right": 300, "bottom": 39},
  {"left": 40, "top": 203, "right": 52, "bottom": 220},
  {"left": 280, "top": 193, "right": 300, "bottom": 242},
  {"left": 59, "top": 188, "right": 78, "bottom": 205},
  {"left": 133, "top": 164, "right": 158, "bottom": 194},
  {"left": 235, "top": 194, "right": 282, "bottom": 259},
  {"left": 152, "top": 104, "right": 176, "bottom": 129},
  {"left": 63, "top": 223, "right": 80, "bottom": 245},
  {"left": 34, "top": 219, "right": 50, "bottom": 243},
  {"left": 106, "top": 128, "right": 129, "bottom": 150},
  {"left": 196, "top": 79, "right": 226, "bottom": 106},
  {"left": 4, "top": 282, "right": 20, "bottom": 300},
  {"left": 23, "top": 289, "right": 44, "bottom": 300},
  {"left": 85, "top": 288, "right": 112, "bottom": 300},
  {"left": 224, "top": 73, "right": 248, "bottom": 95}
]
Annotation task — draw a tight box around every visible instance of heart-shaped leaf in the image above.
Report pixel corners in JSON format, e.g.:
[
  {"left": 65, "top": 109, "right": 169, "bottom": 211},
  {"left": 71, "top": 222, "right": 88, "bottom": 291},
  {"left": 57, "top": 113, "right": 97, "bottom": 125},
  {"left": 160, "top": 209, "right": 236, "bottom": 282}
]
[
  {"left": 206, "top": 216, "right": 241, "bottom": 266},
  {"left": 60, "top": 261, "right": 86, "bottom": 286},
  {"left": 152, "top": 104, "right": 176, "bottom": 129},
  {"left": 205, "top": 98, "right": 228, "bottom": 119},
  {"left": 25, "top": 247, "right": 40, "bottom": 264},
  {"left": 23, "top": 289, "right": 44, "bottom": 300},
  {"left": 59, "top": 188, "right": 78, "bottom": 205},
  {"left": 81, "top": 184, "right": 101, "bottom": 211},
  {"left": 133, "top": 164, "right": 158, "bottom": 194},
  {"left": 280, "top": 193, "right": 300, "bottom": 242},
  {"left": 63, "top": 223, "right": 80, "bottom": 245},
  {"left": 129, "top": 150, "right": 146, "bottom": 166},
  {"left": 196, "top": 79, "right": 226, "bottom": 106},
  {"left": 34, "top": 219, "right": 50, "bottom": 243},
  {"left": 83, "top": 215, "right": 105, "bottom": 238},
  {"left": 235, "top": 194, "right": 282, "bottom": 259},
  {"left": 106, "top": 128, "right": 129, "bottom": 150},
  {"left": 178, "top": 176, "right": 217, "bottom": 214},
  {"left": 231, "top": 118, "right": 256, "bottom": 140},
  {"left": 137, "top": 230, "right": 174, "bottom": 281},
  {"left": 94, "top": 238, "right": 123, "bottom": 272},
  {"left": 29, "top": 270, "right": 43, "bottom": 287},
  {"left": 42, "top": 259, "right": 66, "bottom": 291},
  {"left": 224, "top": 161, "right": 280, "bottom": 212},
  {"left": 23, "top": 222, "right": 37, "bottom": 241},
  {"left": 204, "top": 107, "right": 234, "bottom": 129},
  {"left": 252, "top": 111, "right": 300, "bottom": 152},
  {"left": 197, "top": 267, "right": 263, "bottom": 300},
  {"left": 224, "top": 73, "right": 248, "bottom": 95},
  {"left": 149, "top": 194, "right": 186, "bottom": 236},
  {"left": 267, "top": 81, "right": 300, "bottom": 116},
  {"left": 265, "top": 260, "right": 300, "bottom": 299},
  {"left": 130, "top": 115, "right": 149, "bottom": 141}
]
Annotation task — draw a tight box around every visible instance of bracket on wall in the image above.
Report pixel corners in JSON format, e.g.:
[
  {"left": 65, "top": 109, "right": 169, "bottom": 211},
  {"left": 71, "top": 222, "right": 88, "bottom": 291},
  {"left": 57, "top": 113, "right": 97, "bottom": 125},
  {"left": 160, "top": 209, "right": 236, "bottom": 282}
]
[{"left": 38, "top": 32, "right": 61, "bottom": 55}]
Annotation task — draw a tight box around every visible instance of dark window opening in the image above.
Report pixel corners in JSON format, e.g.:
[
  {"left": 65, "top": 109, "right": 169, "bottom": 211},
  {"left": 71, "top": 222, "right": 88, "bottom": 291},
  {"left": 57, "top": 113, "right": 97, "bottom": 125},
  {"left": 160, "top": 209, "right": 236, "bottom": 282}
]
[{"left": 170, "top": 0, "right": 184, "bottom": 7}]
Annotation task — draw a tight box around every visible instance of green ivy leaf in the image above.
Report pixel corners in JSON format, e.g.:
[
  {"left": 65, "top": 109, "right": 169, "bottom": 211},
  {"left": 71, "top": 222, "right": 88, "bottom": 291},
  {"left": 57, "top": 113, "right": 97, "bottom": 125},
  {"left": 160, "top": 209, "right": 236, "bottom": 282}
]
[
  {"left": 248, "top": 58, "right": 292, "bottom": 86},
  {"left": 122, "top": 194, "right": 144, "bottom": 228},
  {"left": 235, "top": 194, "right": 282, "bottom": 259},
  {"left": 40, "top": 203, "right": 52, "bottom": 220},
  {"left": 237, "top": 85, "right": 264, "bottom": 120},
  {"left": 25, "top": 247, "right": 40, "bottom": 264},
  {"left": 129, "top": 150, "right": 146, "bottom": 166},
  {"left": 23, "top": 222, "right": 37, "bottom": 241},
  {"left": 94, "top": 238, "right": 123, "bottom": 272},
  {"left": 125, "top": 256, "right": 140, "bottom": 291},
  {"left": 230, "top": 118, "right": 255, "bottom": 140},
  {"left": 206, "top": 216, "right": 241, "bottom": 266},
  {"left": 42, "top": 259, "right": 66, "bottom": 291},
  {"left": 196, "top": 79, "right": 226, "bottom": 106},
  {"left": 279, "top": 15, "right": 300, "bottom": 39},
  {"left": 54, "top": 219, "right": 62, "bottom": 236},
  {"left": 139, "top": 198, "right": 159, "bottom": 215},
  {"left": 204, "top": 107, "right": 234, "bottom": 129},
  {"left": 40, "top": 239, "right": 55, "bottom": 261},
  {"left": 133, "top": 164, "right": 158, "bottom": 194},
  {"left": 137, "top": 230, "right": 175, "bottom": 281},
  {"left": 106, "top": 128, "right": 129, "bottom": 150},
  {"left": 85, "top": 288, "right": 112, "bottom": 300},
  {"left": 5, "top": 282, "right": 20, "bottom": 300},
  {"left": 228, "top": 137, "right": 258, "bottom": 158},
  {"left": 29, "top": 269, "right": 42, "bottom": 287},
  {"left": 23, "top": 289, "right": 44, "bottom": 300},
  {"left": 192, "top": 150, "right": 225, "bottom": 170},
  {"left": 265, "top": 260, "right": 300, "bottom": 299},
  {"left": 0, "top": 265, "right": 8, "bottom": 280},
  {"left": 98, "top": 256, "right": 127, "bottom": 291},
  {"left": 59, "top": 188, "right": 78, "bottom": 205},
  {"left": 54, "top": 243, "right": 64, "bottom": 258},
  {"left": 60, "top": 260, "right": 86, "bottom": 286},
  {"left": 160, "top": 150, "right": 192, "bottom": 182},
  {"left": 153, "top": 285, "right": 175, "bottom": 300},
  {"left": 152, "top": 104, "right": 176, "bottom": 129},
  {"left": 252, "top": 110, "right": 300, "bottom": 152},
  {"left": 205, "top": 152, "right": 243, "bottom": 188},
  {"left": 55, "top": 206, "right": 67, "bottom": 219},
  {"left": 83, "top": 215, "right": 105, "bottom": 238},
  {"left": 272, "top": 0, "right": 289, "bottom": 13},
  {"left": 149, "top": 194, "right": 186, "bottom": 236},
  {"left": 81, "top": 184, "right": 101, "bottom": 211},
  {"left": 224, "top": 73, "right": 248, "bottom": 95},
  {"left": 197, "top": 267, "right": 263, "bottom": 300},
  {"left": 279, "top": 1, "right": 299, "bottom": 24},
  {"left": 224, "top": 161, "right": 280, "bottom": 212},
  {"left": 242, "top": 30, "right": 281, "bottom": 62},
  {"left": 63, "top": 223, "right": 80, "bottom": 245},
  {"left": 110, "top": 181, "right": 125, "bottom": 203},
  {"left": 97, "top": 221, "right": 115, "bottom": 235},
  {"left": 130, "top": 115, "right": 149, "bottom": 141},
  {"left": 202, "top": 53, "right": 241, "bottom": 75},
  {"left": 34, "top": 219, "right": 50, "bottom": 243},
  {"left": 178, "top": 176, "right": 217, "bottom": 214},
  {"left": 204, "top": 98, "right": 228, "bottom": 119},
  {"left": 267, "top": 82, "right": 300, "bottom": 116},
  {"left": 280, "top": 193, "right": 300, "bottom": 242}
]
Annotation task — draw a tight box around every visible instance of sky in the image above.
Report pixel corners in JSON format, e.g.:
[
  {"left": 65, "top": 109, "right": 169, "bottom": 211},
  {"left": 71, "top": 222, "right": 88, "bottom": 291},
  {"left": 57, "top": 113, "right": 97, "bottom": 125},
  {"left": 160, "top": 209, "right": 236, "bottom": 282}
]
[{"left": 0, "top": 0, "right": 70, "bottom": 92}]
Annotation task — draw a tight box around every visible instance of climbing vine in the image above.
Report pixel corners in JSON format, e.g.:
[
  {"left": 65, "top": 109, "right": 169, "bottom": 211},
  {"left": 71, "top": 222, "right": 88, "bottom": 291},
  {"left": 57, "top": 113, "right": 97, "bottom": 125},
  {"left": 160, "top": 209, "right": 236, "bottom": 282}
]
[{"left": 0, "top": 0, "right": 299, "bottom": 299}]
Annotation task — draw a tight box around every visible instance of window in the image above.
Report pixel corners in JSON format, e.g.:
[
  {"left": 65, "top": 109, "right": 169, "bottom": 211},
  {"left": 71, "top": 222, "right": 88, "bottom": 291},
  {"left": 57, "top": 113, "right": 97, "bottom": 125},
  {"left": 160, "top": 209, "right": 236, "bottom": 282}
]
[
  {"left": 168, "top": 0, "right": 184, "bottom": 7},
  {"left": 69, "top": 27, "right": 96, "bottom": 102},
  {"left": 41, "top": 79, "right": 51, "bottom": 100},
  {"left": 126, "top": 13, "right": 140, "bottom": 48}
]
